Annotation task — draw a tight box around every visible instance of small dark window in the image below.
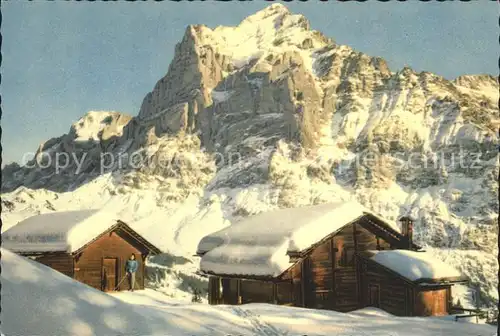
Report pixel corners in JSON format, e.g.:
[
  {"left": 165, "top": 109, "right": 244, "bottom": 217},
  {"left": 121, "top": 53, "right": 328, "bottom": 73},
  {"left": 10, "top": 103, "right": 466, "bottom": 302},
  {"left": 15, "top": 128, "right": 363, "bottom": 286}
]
[{"left": 339, "top": 247, "right": 355, "bottom": 267}]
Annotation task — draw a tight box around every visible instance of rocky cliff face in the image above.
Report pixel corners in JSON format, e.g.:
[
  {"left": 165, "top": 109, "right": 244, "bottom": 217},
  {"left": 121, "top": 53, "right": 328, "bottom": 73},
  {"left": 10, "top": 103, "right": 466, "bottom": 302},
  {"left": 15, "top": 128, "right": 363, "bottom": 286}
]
[{"left": 2, "top": 4, "right": 498, "bottom": 308}]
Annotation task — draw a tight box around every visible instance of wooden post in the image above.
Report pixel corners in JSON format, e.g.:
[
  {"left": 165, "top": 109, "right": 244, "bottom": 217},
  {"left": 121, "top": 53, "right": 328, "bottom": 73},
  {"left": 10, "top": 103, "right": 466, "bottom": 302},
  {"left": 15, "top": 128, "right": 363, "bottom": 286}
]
[
  {"left": 330, "top": 238, "right": 336, "bottom": 307},
  {"left": 100, "top": 257, "right": 104, "bottom": 292},
  {"left": 237, "top": 279, "right": 242, "bottom": 305},
  {"left": 142, "top": 254, "right": 147, "bottom": 290},
  {"left": 209, "top": 277, "right": 219, "bottom": 305},
  {"left": 208, "top": 277, "right": 213, "bottom": 304},
  {"left": 300, "top": 260, "right": 306, "bottom": 307},
  {"left": 218, "top": 277, "right": 223, "bottom": 304},
  {"left": 209, "top": 276, "right": 220, "bottom": 305},
  {"left": 272, "top": 283, "right": 278, "bottom": 305},
  {"left": 352, "top": 223, "right": 360, "bottom": 308}
]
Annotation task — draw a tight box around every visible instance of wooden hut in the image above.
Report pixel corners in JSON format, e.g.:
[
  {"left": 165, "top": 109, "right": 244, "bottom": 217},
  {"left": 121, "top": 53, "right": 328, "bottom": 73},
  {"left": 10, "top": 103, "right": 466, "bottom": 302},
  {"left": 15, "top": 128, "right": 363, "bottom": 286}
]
[
  {"left": 357, "top": 250, "right": 464, "bottom": 316},
  {"left": 196, "top": 202, "right": 467, "bottom": 316},
  {"left": 3, "top": 210, "right": 162, "bottom": 292}
]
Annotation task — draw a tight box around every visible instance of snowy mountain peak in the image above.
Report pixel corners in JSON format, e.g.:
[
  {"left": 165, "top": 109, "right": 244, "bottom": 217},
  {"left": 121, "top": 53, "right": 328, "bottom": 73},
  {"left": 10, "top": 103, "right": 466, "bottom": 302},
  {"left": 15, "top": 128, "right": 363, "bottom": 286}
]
[
  {"left": 239, "top": 3, "right": 307, "bottom": 30},
  {"left": 182, "top": 4, "right": 316, "bottom": 72},
  {"left": 247, "top": 3, "right": 290, "bottom": 18}
]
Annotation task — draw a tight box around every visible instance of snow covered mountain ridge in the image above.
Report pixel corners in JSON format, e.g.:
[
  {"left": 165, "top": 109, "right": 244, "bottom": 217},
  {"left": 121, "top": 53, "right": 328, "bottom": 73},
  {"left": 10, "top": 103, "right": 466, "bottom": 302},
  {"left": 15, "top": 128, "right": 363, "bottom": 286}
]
[{"left": 2, "top": 4, "right": 498, "bottom": 308}]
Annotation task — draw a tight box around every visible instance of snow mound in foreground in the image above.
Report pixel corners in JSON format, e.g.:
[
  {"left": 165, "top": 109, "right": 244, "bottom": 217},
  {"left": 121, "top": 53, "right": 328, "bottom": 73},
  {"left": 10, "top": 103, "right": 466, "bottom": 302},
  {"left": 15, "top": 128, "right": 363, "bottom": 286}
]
[
  {"left": 2, "top": 248, "right": 496, "bottom": 336},
  {"left": 0, "top": 248, "right": 246, "bottom": 336}
]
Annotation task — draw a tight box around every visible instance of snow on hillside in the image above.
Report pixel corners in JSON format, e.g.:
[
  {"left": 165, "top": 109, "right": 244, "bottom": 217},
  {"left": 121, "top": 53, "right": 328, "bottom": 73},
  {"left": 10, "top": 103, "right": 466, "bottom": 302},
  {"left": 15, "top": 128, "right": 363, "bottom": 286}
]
[{"left": 2, "top": 248, "right": 496, "bottom": 336}]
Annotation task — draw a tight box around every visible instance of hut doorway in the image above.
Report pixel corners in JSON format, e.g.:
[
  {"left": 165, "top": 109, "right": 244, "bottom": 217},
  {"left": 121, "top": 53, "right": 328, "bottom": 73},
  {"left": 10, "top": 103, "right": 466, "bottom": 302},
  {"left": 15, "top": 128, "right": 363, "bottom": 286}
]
[
  {"left": 368, "top": 285, "right": 380, "bottom": 308},
  {"left": 101, "top": 257, "right": 118, "bottom": 292}
]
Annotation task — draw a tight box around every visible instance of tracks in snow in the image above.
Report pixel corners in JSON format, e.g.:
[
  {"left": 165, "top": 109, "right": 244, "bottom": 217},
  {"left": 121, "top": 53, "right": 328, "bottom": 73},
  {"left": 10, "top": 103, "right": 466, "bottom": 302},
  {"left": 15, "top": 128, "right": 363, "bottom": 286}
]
[{"left": 232, "top": 307, "right": 289, "bottom": 336}]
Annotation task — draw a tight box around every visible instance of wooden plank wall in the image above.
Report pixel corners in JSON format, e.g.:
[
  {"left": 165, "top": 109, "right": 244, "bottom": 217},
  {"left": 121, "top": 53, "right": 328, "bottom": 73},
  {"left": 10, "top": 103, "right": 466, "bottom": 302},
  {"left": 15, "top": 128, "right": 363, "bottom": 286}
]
[
  {"left": 358, "top": 258, "right": 412, "bottom": 316},
  {"left": 208, "top": 220, "right": 418, "bottom": 315},
  {"left": 212, "top": 277, "right": 295, "bottom": 306},
  {"left": 73, "top": 231, "right": 144, "bottom": 291},
  {"left": 33, "top": 253, "right": 74, "bottom": 278},
  {"left": 208, "top": 276, "right": 221, "bottom": 304},
  {"left": 284, "top": 261, "right": 303, "bottom": 306},
  {"left": 414, "top": 288, "right": 450, "bottom": 316},
  {"left": 221, "top": 278, "right": 239, "bottom": 304},
  {"left": 356, "top": 225, "right": 392, "bottom": 251},
  {"left": 240, "top": 279, "right": 273, "bottom": 304},
  {"left": 301, "top": 223, "right": 394, "bottom": 312},
  {"left": 332, "top": 226, "right": 358, "bottom": 311},
  {"left": 276, "top": 281, "right": 294, "bottom": 305},
  {"left": 305, "top": 240, "right": 335, "bottom": 309}
]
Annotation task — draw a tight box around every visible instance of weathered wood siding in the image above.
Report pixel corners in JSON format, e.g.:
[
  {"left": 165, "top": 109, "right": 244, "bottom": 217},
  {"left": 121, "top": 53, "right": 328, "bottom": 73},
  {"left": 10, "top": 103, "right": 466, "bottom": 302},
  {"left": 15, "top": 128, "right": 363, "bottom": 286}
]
[
  {"left": 206, "top": 218, "right": 451, "bottom": 317},
  {"left": 215, "top": 277, "right": 295, "bottom": 306},
  {"left": 414, "top": 287, "right": 450, "bottom": 316},
  {"left": 276, "top": 280, "right": 294, "bottom": 305},
  {"left": 275, "top": 221, "right": 395, "bottom": 312},
  {"left": 220, "top": 278, "right": 239, "bottom": 304},
  {"left": 73, "top": 231, "right": 144, "bottom": 291},
  {"left": 358, "top": 257, "right": 412, "bottom": 316},
  {"left": 240, "top": 279, "right": 274, "bottom": 304},
  {"left": 304, "top": 240, "right": 335, "bottom": 309},
  {"left": 356, "top": 224, "right": 392, "bottom": 252},
  {"left": 32, "top": 253, "right": 74, "bottom": 278},
  {"left": 283, "top": 261, "right": 303, "bottom": 306},
  {"left": 332, "top": 226, "right": 358, "bottom": 311},
  {"left": 208, "top": 276, "right": 222, "bottom": 304}
]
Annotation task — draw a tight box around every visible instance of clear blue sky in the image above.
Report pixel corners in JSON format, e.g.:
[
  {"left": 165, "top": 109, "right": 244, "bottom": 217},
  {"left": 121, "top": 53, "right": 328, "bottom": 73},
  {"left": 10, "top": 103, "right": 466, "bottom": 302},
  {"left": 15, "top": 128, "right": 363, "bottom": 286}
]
[{"left": 2, "top": 1, "right": 497, "bottom": 166}]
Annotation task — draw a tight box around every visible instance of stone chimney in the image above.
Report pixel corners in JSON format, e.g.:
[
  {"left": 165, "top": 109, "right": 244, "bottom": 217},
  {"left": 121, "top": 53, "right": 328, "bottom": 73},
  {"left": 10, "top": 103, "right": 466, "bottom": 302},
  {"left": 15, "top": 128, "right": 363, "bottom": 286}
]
[{"left": 399, "top": 215, "right": 415, "bottom": 250}]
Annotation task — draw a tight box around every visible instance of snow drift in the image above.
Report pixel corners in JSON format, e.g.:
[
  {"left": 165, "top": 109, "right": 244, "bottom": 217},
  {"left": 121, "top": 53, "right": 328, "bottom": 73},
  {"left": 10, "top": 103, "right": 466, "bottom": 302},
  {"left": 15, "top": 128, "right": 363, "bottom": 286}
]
[{"left": 1, "top": 248, "right": 496, "bottom": 336}]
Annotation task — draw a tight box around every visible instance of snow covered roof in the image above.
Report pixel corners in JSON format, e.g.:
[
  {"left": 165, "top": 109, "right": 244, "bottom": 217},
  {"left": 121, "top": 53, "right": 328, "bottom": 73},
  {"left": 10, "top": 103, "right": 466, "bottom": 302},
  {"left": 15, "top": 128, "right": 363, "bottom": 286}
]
[
  {"left": 2, "top": 209, "right": 141, "bottom": 254},
  {"left": 365, "top": 250, "right": 465, "bottom": 283},
  {"left": 198, "top": 201, "right": 400, "bottom": 278}
]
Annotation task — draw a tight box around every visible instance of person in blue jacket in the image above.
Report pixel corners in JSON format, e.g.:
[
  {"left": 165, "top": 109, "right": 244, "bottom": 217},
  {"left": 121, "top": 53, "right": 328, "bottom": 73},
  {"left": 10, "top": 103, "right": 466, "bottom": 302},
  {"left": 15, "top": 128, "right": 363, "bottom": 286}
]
[{"left": 125, "top": 253, "right": 138, "bottom": 291}]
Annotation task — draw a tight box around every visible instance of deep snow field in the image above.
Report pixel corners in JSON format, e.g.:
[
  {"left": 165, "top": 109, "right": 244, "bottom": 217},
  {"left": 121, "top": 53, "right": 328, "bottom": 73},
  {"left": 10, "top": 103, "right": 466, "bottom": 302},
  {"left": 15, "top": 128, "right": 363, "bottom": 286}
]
[{"left": 1, "top": 248, "right": 496, "bottom": 336}]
